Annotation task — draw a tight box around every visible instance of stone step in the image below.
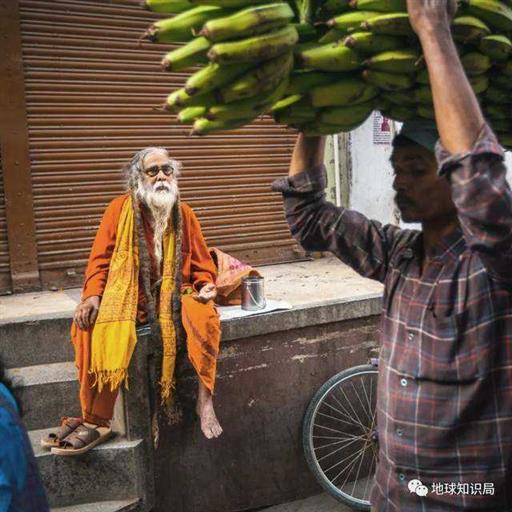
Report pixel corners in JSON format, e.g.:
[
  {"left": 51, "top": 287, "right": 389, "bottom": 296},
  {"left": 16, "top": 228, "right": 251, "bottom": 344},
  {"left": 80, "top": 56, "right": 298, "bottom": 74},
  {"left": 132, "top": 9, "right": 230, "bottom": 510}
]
[
  {"left": 7, "top": 361, "right": 80, "bottom": 431},
  {"left": 0, "top": 317, "right": 75, "bottom": 369},
  {"left": 30, "top": 429, "right": 146, "bottom": 509},
  {"left": 52, "top": 499, "right": 141, "bottom": 512}
]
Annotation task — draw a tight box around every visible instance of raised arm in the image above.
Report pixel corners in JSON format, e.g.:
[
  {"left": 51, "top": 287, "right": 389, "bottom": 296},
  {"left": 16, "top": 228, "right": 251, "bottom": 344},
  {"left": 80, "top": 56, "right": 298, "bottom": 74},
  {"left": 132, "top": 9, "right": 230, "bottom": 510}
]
[
  {"left": 273, "top": 134, "right": 410, "bottom": 283},
  {"left": 409, "top": 0, "right": 512, "bottom": 282}
]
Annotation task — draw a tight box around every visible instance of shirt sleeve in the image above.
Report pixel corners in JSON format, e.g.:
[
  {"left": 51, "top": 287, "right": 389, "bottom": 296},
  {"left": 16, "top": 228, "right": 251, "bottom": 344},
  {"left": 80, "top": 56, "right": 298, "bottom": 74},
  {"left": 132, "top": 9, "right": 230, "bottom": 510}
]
[
  {"left": 272, "top": 166, "right": 405, "bottom": 283},
  {"left": 81, "top": 198, "right": 124, "bottom": 301},
  {"left": 187, "top": 208, "right": 217, "bottom": 292},
  {"left": 436, "top": 124, "right": 512, "bottom": 283}
]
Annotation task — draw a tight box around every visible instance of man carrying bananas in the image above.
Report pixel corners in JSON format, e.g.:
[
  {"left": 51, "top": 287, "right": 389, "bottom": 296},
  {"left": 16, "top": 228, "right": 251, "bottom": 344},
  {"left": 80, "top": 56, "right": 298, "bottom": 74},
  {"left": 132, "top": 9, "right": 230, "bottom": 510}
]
[
  {"left": 274, "top": 0, "right": 512, "bottom": 510},
  {"left": 42, "top": 147, "right": 223, "bottom": 456}
]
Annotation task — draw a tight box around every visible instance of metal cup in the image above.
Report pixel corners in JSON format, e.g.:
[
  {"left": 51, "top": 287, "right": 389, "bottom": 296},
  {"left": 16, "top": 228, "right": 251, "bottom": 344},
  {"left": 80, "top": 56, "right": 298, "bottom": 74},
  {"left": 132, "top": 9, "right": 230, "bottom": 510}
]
[{"left": 241, "top": 276, "right": 266, "bottom": 311}]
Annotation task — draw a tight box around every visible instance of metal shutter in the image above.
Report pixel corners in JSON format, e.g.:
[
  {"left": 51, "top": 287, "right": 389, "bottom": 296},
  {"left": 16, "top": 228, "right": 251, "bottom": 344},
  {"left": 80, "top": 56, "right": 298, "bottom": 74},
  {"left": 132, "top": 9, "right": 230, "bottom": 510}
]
[
  {"left": 19, "top": 0, "right": 301, "bottom": 291},
  {"left": 0, "top": 152, "right": 11, "bottom": 294}
]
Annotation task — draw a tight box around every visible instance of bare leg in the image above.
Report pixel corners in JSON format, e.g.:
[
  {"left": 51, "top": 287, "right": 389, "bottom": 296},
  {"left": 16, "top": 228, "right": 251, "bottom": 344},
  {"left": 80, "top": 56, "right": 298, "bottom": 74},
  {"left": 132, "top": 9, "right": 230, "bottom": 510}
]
[{"left": 196, "top": 380, "right": 223, "bottom": 439}]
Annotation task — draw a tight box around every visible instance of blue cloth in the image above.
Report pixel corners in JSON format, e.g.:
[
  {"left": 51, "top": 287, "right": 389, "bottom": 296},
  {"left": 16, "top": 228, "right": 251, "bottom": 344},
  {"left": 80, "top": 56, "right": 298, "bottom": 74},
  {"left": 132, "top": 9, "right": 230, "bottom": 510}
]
[
  {"left": 0, "top": 383, "right": 48, "bottom": 512},
  {"left": 399, "top": 120, "right": 439, "bottom": 153}
]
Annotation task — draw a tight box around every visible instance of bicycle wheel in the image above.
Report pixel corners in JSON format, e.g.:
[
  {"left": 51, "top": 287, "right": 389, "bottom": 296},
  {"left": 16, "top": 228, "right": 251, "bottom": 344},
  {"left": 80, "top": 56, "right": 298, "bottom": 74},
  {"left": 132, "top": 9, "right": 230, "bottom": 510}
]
[{"left": 303, "top": 364, "right": 378, "bottom": 511}]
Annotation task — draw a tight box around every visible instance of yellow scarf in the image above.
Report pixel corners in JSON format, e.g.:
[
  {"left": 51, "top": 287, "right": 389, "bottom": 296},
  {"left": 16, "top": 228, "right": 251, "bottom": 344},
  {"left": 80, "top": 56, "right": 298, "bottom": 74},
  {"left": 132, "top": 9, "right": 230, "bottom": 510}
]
[{"left": 89, "top": 196, "right": 177, "bottom": 402}]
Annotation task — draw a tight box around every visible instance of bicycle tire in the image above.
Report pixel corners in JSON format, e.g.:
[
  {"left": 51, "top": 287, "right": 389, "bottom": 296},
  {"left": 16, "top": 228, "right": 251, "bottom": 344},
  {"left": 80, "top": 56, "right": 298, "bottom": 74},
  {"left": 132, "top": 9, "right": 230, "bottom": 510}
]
[{"left": 303, "top": 364, "right": 378, "bottom": 511}]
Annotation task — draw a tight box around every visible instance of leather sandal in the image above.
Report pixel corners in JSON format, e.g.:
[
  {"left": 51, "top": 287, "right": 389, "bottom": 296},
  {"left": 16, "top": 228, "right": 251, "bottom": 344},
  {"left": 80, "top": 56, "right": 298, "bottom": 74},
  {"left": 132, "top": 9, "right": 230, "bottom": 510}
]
[
  {"left": 41, "top": 417, "right": 82, "bottom": 449},
  {"left": 51, "top": 423, "right": 112, "bottom": 456}
]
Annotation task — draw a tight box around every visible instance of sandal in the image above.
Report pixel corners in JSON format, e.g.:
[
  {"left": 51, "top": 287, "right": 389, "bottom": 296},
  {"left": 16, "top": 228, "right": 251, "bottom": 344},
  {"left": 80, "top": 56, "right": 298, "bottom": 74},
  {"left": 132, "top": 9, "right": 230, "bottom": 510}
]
[
  {"left": 41, "top": 417, "right": 82, "bottom": 449},
  {"left": 51, "top": 423, "right": 113, "bottom": 456}
]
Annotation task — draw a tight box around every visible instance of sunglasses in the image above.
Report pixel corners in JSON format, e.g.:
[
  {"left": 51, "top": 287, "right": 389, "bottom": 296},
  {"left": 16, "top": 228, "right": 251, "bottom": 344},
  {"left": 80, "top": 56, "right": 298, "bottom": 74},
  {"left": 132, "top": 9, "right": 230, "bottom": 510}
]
[{"left": 144, "top": 164, "right": 175, "bottom": 178}]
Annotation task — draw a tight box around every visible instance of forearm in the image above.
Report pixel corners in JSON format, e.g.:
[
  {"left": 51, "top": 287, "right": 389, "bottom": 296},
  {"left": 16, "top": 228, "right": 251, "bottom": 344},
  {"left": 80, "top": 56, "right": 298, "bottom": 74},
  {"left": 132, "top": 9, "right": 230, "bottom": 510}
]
[
  {"left": 289, "top": 134, "right": 326, "bottom": 176},
  {"left": 418, "top": 26, "right": 484, "bottom": 154}
]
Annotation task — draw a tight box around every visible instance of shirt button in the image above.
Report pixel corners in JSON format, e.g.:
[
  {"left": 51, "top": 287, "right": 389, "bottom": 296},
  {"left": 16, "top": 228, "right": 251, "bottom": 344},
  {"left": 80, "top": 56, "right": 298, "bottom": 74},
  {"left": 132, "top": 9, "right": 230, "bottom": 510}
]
[
  {"left": 397, "top": 429, "right": 403, "bottom": 437},
  {"left": 400, "top": 378, "right": 408, "bottom": 387},
  {"left": 399, "top": 473, "right": 406, "bottom": 481},
  {"left": 408, "top": 332, "right": 415, "bottom": 341}
]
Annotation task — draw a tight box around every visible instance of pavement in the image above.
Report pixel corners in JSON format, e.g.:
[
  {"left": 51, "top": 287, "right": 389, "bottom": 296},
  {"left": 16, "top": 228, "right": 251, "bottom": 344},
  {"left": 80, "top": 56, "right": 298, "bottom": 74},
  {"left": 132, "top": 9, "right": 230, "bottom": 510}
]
[
  {"left": 0, "top": 256, "right": 383, "bottom": 324},
  {"left": 261, "top": 493, "right": 353, "bottom": 512}
]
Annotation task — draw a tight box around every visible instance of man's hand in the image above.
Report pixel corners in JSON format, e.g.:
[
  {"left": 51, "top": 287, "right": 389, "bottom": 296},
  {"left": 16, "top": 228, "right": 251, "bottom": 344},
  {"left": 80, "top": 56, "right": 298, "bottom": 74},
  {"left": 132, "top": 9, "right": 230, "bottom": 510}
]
[
  {"left": 74, "top": 296, "right": 101, "bottom": 331},
  {"left": 406, "top": 0, "right": 457, "bottom": 36},
  {"left": 193, "top": 283, "right": 217, "bottom": 304}
]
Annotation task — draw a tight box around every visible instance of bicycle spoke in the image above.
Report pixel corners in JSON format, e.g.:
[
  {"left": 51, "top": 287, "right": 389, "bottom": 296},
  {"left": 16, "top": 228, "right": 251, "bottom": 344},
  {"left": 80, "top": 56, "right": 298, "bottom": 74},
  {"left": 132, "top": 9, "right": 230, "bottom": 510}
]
[
  {"left": 316, "top": 436, "right": 365, "bottom": 463},
  {"left": 350, "top": 379, "right": 373, "bottom": 425},
  {"left": 320, "top": 398, "right": 365, "bottom": 427},
  {"left": 321, "top": 438, "right": 367, "bottom": 472},
  {"left": 360, "top": 374, "right": 375, "bottom": 424},
  {"left": 316, "top": 409, "right": 364, "bottom": 429},
  {"left": 334, "top": 385, "right": 370, "bottom": 434},
  {"left": 330, "top": 391, "right": 368, "bottom": 434},
  {"left": 329, "top": 443, "right": 368, "bottom": 485},
  {"left": 314, "top": 437, "right": 366, "bottom": 452}
]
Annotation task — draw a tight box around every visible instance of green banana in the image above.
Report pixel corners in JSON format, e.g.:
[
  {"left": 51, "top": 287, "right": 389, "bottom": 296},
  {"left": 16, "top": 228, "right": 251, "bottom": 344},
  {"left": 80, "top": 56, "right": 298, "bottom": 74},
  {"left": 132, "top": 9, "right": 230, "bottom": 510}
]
[
  {"left": 349, "top": 0, "right": 407, "bottom": 12},
  {"left": 480, "top": 34, "right": 512, "bottom": 62},
  {"left": 485, "top": 104, "right": 508, "bottom": 119},
  {"left": 320, "top": 101, "right": 374, "bottom": 125},
  {"left": 178, "top": 106, "right": 207, "bottom": 123},
  {"left": 311, "top": 78, "right": 378, "bottom": 107},
  {"left": 490, "top": 118, "right": 511, "bottom": 131},
  {"left": 144, "top": 0, "right": 193, "bottom": 13},
  {"left": 343, "top": 31, "right": 403, "bottom": 54},
  {"left": 319, "top": 28, "right": 346, "bottom": 43},
  {"left": 461, "top": 52, "right": 492, "bottom": 75},
  {"left": 498, "top": 132, "right": 512, "bottom": 149},
  {"left": 327, "top": 11, "right": 381, "bottom": 32},
  {"left": 363, "top": 69, "right": 415, "bottom": 90},
  {"left": 295, "top": 23, "right": 318, "bottom": 42},
  {"left": 470, "top": 74, "right": 490, "bottom": 94},
  {"left": 185, "top": 62, "right": 252, "bottom": 95},
  {"left": 271, "top": 94, "right": 304, "bottom": 110},
  {"left": 143, "top": 6, "right": 232, "bottom": 43},
  {"left": 484, "top": 85, "right": 512, "bottom": 103},
  {"left": 450, "top": 16, "right": 491, "bottom": 43},
  {"left": 161, "top": 36, "right": 210, "bottom": 71},
  {"left": 414, "top": 86, "right": 433, "bottom": 105},
  {"left": 300, "top": 118, "right": 367, "bottom": 135},
  {"left": 188, "top": 0, "right": 271, "bottom": 6},
  {"left": 465, "top": 0, "right": 512, "bottom": 32},
  {"left": 273, "top": 105, "right": 317, "bottom": 125},
  {"left": 365, "top": 49, "right": 422, "bottom": 73},
  {"left": 208, "top": 25, "right": 299, "bottom": 64},
  {"left": 361, "top": 12, "right": 413, "bottom": 36},
  {"left": 200, "top": 3, "right": 294, "bottom": 42},
  {"left": 317, "top": 0, "right": 350, "bottom": 17},
  {"left": 191, "top": 117, "right": 254, "bottom": 136},
  {"left": 297, "top": 42, "right": 361, "bottom": 71},
  {"left": 416, "top": 68, "right": 430, "bottom": 84},
  {"left": 165, "top": 88, "right": 217, "bottom": 110},
  {"left": 380, "top": 105, "right": 416, "bottom": 122},
  {"left": 218, "top": 52, "right": 293, "bottom": 103},
  {"left": 417, "top": 105, "right": 435, "bottom": 120},
  {"left": 382, "top": 91, "right": 417, "bottom": 106},
  {"left": 286, "top": 71, "right": 341, "bottom": 94}
]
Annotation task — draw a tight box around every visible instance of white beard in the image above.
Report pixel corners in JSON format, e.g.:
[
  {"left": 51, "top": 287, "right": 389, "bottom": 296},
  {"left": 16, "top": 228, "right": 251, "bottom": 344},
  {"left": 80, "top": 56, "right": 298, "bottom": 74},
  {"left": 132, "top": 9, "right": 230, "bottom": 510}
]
[{"left": 136, "top": 179, "right": 179, "bottom": 269}]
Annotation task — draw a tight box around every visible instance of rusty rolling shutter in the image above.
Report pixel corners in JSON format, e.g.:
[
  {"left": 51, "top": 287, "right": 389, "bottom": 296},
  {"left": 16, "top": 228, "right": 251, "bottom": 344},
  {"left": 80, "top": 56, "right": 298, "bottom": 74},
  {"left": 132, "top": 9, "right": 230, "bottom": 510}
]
[
  {"left": 18, "top": 0, "right": 302, "bottom": 291},
  {"left": 0, "top": 153, "right": 11, "bottom": 294}
]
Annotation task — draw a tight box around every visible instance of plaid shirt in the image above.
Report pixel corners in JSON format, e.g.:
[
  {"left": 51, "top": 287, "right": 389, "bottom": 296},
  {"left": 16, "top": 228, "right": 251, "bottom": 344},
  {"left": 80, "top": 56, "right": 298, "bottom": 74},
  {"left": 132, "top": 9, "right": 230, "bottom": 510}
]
[{"left": 273, "top": 125, "right": 512, "bottom": 511}]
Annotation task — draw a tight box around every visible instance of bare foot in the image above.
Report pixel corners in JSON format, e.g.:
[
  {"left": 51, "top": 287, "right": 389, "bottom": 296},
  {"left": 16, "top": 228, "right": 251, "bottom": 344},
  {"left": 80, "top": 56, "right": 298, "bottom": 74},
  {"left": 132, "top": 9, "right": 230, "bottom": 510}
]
[{"left": 196, "top": 381, "right": 223, "bottom": 439}]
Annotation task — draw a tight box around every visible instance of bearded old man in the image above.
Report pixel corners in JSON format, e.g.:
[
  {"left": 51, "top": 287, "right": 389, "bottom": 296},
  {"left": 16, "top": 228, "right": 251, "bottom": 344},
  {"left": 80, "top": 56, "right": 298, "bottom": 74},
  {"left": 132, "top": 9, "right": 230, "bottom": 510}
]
[{"left": 42, "top": 147, "right": 222, "bottom": 455}]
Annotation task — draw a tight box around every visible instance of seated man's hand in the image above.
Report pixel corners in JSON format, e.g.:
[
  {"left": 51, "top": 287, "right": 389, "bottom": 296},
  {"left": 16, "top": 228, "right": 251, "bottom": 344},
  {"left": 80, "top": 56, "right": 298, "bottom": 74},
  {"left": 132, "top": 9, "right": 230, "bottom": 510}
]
[
  {"left": 74, "top": 295, "right": 101, "bottom": 330},
  {"left": 193, "top": 283, "right": 217, "bottom": 304}
]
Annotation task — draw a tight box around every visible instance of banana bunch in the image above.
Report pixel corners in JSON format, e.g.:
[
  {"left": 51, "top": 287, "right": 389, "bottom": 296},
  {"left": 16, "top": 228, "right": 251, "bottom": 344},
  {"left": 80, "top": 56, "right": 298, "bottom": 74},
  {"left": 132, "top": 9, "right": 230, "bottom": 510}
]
[{"left": 143, "top": 0, "right": 512, "bottom": 148}]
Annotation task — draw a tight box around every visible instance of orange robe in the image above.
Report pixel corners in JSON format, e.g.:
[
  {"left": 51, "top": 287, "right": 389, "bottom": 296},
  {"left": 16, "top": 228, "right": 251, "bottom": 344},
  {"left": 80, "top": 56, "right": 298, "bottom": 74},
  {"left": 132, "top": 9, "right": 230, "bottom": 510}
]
[{"left": 72, "top": 194, "right": 221, "bottom": 426}]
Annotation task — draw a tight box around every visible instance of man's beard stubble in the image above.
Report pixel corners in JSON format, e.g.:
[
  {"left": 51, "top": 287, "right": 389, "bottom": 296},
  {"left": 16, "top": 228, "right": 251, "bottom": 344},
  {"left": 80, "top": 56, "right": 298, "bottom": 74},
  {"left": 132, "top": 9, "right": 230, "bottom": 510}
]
[{"left": 136, "top": 179, "right": 179, "bottom": 268}]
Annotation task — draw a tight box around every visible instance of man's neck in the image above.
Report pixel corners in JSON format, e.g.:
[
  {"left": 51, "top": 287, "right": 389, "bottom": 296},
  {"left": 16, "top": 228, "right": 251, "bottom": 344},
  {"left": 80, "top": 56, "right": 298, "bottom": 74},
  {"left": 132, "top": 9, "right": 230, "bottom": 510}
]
[{"left": 421, "top": 215, "right": 460, "bottom": 258}]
